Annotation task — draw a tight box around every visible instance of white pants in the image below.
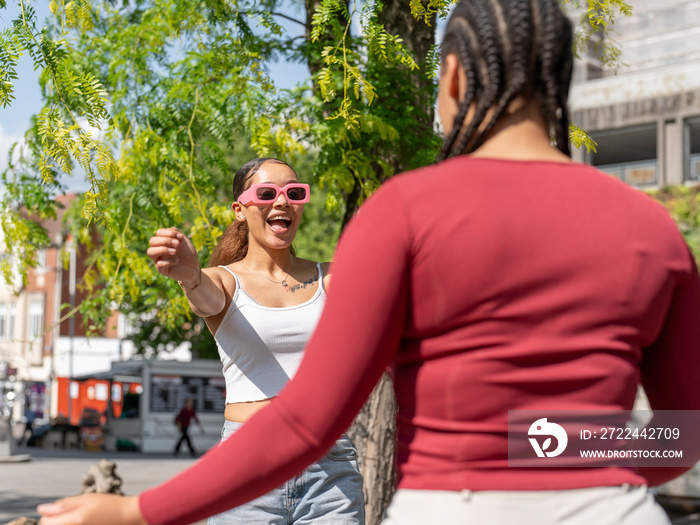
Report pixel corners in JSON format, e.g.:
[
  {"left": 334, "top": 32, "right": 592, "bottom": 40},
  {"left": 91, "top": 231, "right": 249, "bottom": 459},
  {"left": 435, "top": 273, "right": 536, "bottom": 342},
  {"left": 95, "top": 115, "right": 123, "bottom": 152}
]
[{"left": 383, "top": 486, "right": 670, "bottom": 525}]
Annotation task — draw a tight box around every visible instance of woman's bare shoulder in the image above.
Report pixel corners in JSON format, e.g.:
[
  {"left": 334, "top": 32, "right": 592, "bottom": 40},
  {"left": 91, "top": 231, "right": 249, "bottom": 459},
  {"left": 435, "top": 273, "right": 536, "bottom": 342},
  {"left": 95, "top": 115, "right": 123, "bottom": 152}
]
[
  {"left": 204, "top": 264, "right": 238, "bottom": 296},
  {"left": 293, "top": 258, "right": 331, "bottom": 287},
  {"left": 200, "top": 265, "right": 238, "bottom": 334},
  {"left": 321, "top": 261, "right": 332, "bottom": 289}
]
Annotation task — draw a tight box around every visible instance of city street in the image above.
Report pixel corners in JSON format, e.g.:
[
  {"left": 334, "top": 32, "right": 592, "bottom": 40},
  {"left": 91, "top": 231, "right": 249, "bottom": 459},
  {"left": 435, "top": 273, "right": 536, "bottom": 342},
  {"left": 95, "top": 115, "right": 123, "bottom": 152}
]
[{"left": 0, "top": 444, "right": 207, "bottom": 524}]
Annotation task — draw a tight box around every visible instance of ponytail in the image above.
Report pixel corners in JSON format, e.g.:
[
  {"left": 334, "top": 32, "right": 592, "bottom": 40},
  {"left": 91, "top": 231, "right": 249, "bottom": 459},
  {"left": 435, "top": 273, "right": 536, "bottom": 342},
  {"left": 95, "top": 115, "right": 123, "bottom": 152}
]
[{"left": 207, "top": 221, "right": 249, "bottom": 267}]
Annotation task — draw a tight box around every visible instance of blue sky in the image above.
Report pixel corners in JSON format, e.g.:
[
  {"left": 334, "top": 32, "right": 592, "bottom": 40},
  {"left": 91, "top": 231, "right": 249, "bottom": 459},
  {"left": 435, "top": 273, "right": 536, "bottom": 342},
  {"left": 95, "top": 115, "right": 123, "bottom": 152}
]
[
  {"left": 0, "top": 1, "right": 311, "bottom": 186},
  {"left": 0, "top": 2, "right": 49, "bottom": 177}
]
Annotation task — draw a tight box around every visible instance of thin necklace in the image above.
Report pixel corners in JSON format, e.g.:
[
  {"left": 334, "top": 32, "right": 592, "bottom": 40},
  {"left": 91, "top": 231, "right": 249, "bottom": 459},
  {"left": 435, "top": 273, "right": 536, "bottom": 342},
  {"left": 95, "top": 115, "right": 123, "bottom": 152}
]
[{"left": 242, "top": 256, "right": 295, "bottom": 291}]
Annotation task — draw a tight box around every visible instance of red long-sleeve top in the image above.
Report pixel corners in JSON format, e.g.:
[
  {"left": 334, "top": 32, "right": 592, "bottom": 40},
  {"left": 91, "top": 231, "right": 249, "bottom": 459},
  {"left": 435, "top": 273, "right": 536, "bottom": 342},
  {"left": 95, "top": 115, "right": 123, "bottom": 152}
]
[{"left": 141, "top": 157, "right": 700, "bottom": 525}]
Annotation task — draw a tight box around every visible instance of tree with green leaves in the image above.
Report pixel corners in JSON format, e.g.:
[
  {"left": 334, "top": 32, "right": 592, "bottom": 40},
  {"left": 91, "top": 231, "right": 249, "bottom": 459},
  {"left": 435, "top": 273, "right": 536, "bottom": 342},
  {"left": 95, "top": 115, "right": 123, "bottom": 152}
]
[
  {"left": 0, "top": 0, "right": 629, "bottom": 296},
  {"left": 649, "top": 185, "right": 700, "bottom": 263}
]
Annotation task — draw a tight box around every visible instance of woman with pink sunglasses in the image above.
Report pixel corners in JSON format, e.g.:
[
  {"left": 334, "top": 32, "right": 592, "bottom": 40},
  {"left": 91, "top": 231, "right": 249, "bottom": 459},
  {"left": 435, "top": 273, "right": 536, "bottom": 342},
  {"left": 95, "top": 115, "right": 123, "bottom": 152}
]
[{"left": 144, "top": 157, "right": 365, "bottom": 524}]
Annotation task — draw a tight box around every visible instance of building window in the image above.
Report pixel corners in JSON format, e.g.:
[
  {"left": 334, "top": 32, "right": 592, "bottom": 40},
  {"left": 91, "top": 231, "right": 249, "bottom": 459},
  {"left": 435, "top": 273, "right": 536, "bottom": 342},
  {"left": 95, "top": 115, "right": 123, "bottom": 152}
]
[
  {"left": 8, "top": 303, "right": 15, "bottom": 339},
  {"left": 572, "top": 21, "right": 605, "bottom": 83},
  {"left": 685, "top": 117, "right": 700, "bottom": 182},
  {"left": 29, "top": 300, "right": 43, "bottom": 339},
  {"left": 589, "top": 124, "right": 658, "bottom": 187},
  {"left": 582, "top": 31, "right": 604, "bottom": 81},
  {"left": 0, "top": 303, "right": 6, "bottom": 339},
  {"left": 0, "top": 302, "right": 16, "bottom": 340},
  {"left": 36, "top": 249, "right": 47, "bottom": 272}
]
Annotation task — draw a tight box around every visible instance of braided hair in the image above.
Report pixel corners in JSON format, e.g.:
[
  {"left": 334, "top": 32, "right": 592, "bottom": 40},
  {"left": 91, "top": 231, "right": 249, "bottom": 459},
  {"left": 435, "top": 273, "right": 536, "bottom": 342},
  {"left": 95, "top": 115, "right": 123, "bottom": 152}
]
[{"left": 437, "top": 0, "right": 573, "bottom": 161}]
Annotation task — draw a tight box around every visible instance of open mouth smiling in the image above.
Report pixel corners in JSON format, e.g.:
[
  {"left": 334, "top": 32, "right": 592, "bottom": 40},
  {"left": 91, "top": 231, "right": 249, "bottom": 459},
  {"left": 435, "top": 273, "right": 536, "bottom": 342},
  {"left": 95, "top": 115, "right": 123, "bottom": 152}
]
[{"left": 267, "top": 215, "right": 292, "bottom": 233}]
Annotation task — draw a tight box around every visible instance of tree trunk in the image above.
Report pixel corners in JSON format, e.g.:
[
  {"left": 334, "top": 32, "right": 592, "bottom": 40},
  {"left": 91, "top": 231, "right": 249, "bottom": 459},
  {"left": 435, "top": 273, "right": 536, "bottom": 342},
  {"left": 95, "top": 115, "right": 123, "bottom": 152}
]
[
  {"left": 377, "top": 1, "right": 437, "bottom": 135},
  {"left": 346, "top": 373, "right": 396, "bottom": 525},
  {"left": 373, "top": 2, "right": 438, "bottom": 175}
]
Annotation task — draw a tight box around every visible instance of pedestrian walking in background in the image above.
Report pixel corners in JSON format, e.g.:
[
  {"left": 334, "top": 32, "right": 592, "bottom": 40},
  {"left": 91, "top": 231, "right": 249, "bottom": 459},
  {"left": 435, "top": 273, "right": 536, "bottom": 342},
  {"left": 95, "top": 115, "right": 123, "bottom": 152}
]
[
  {"left": 17, "top": 409, "right": 35, "bottom": 446},
  {"left": 173, "top": 399, "right": 202, "bottom": 457}
]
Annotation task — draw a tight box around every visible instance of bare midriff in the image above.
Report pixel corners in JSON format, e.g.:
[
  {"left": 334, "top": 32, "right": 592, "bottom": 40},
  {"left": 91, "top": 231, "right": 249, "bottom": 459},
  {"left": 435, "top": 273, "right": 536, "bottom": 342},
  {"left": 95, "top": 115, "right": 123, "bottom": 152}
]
[{"left": 224, "top": 398, "right": 274, "bottom": 423}]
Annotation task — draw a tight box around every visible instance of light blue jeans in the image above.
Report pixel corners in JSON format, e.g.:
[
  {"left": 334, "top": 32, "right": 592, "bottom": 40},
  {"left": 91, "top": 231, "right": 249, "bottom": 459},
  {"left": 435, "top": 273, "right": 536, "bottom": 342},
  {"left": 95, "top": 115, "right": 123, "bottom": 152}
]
[{"left": 208, "top": 420, "right": 366, "bottom": 524}]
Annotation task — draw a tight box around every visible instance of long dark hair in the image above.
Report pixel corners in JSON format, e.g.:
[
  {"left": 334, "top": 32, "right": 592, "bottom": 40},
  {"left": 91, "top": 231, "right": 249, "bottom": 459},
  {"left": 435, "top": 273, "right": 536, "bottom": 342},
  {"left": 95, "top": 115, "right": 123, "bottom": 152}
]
[
  {"left": 208, "top": 158, "right": 295, "bottom": 267},
  {"left": 437, "top": 0, "right": 573, "bottom": 161}
]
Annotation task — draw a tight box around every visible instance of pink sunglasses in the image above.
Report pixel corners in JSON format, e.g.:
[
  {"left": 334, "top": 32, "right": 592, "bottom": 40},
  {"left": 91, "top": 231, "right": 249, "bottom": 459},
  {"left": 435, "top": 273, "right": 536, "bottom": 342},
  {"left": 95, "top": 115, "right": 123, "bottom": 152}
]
[{"left": 237, "top": 183, "right": 310, "bottom": 205}]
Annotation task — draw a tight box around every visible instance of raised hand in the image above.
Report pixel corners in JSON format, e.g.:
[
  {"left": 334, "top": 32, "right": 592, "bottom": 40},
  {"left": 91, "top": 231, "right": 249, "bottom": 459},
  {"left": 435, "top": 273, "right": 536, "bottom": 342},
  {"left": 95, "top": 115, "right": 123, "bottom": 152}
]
[{"left": 147, "top": 227, "right": 200, "bottom": 285}]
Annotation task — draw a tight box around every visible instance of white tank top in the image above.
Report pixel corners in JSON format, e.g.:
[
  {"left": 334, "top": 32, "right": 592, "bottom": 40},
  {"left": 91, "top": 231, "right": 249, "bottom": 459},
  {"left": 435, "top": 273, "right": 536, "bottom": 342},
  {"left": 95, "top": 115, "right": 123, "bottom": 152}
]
[{"left": 215, "top": 263, "right": 326, "bottom": 403}]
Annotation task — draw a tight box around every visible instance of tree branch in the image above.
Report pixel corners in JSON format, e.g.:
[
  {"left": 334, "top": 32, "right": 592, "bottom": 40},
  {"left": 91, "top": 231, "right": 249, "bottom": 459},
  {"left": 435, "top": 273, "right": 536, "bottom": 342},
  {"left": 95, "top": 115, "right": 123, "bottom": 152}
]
[
  {"left": 271, "top": 11, "right": 305, "bottom": 28},
  {"left": 284, "top": 35, "right": 308, "bottom": 46}
]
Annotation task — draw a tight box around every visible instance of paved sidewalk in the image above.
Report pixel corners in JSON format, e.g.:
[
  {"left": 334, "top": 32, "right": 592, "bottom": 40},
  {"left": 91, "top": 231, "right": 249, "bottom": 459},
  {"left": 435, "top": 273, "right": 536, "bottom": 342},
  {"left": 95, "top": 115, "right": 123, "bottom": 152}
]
[{"left": 0, "top": 445, "right": 207, "bottom": 524}]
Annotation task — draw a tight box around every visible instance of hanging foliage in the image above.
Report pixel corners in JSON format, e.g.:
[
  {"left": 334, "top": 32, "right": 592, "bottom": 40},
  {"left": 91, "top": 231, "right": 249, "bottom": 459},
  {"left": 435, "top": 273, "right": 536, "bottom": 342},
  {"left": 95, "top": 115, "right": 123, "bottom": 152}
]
[{"left": 1, "top": 0, "right": 629, "bottom": 333}]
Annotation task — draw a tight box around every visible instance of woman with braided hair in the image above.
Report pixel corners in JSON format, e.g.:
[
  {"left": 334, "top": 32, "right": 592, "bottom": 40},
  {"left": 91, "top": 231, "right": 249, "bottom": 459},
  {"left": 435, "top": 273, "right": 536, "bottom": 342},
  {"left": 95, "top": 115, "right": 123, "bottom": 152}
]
[{"left": 39, "top": 0, "right": 700, "bottom": 524}]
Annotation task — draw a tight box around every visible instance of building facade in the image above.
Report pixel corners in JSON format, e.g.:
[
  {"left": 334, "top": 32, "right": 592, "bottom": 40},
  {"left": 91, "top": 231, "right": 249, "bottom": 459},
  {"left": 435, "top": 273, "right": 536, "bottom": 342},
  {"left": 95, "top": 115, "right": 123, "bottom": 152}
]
[
  {"left": 0, "top": 195, "right": 69, "bottom": 424},
  {"left": 570, "top": 0, "right": 700, "bottom": 188},
  {"left": 0, "top": 194, "right": 193, "bottom": 426}
]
